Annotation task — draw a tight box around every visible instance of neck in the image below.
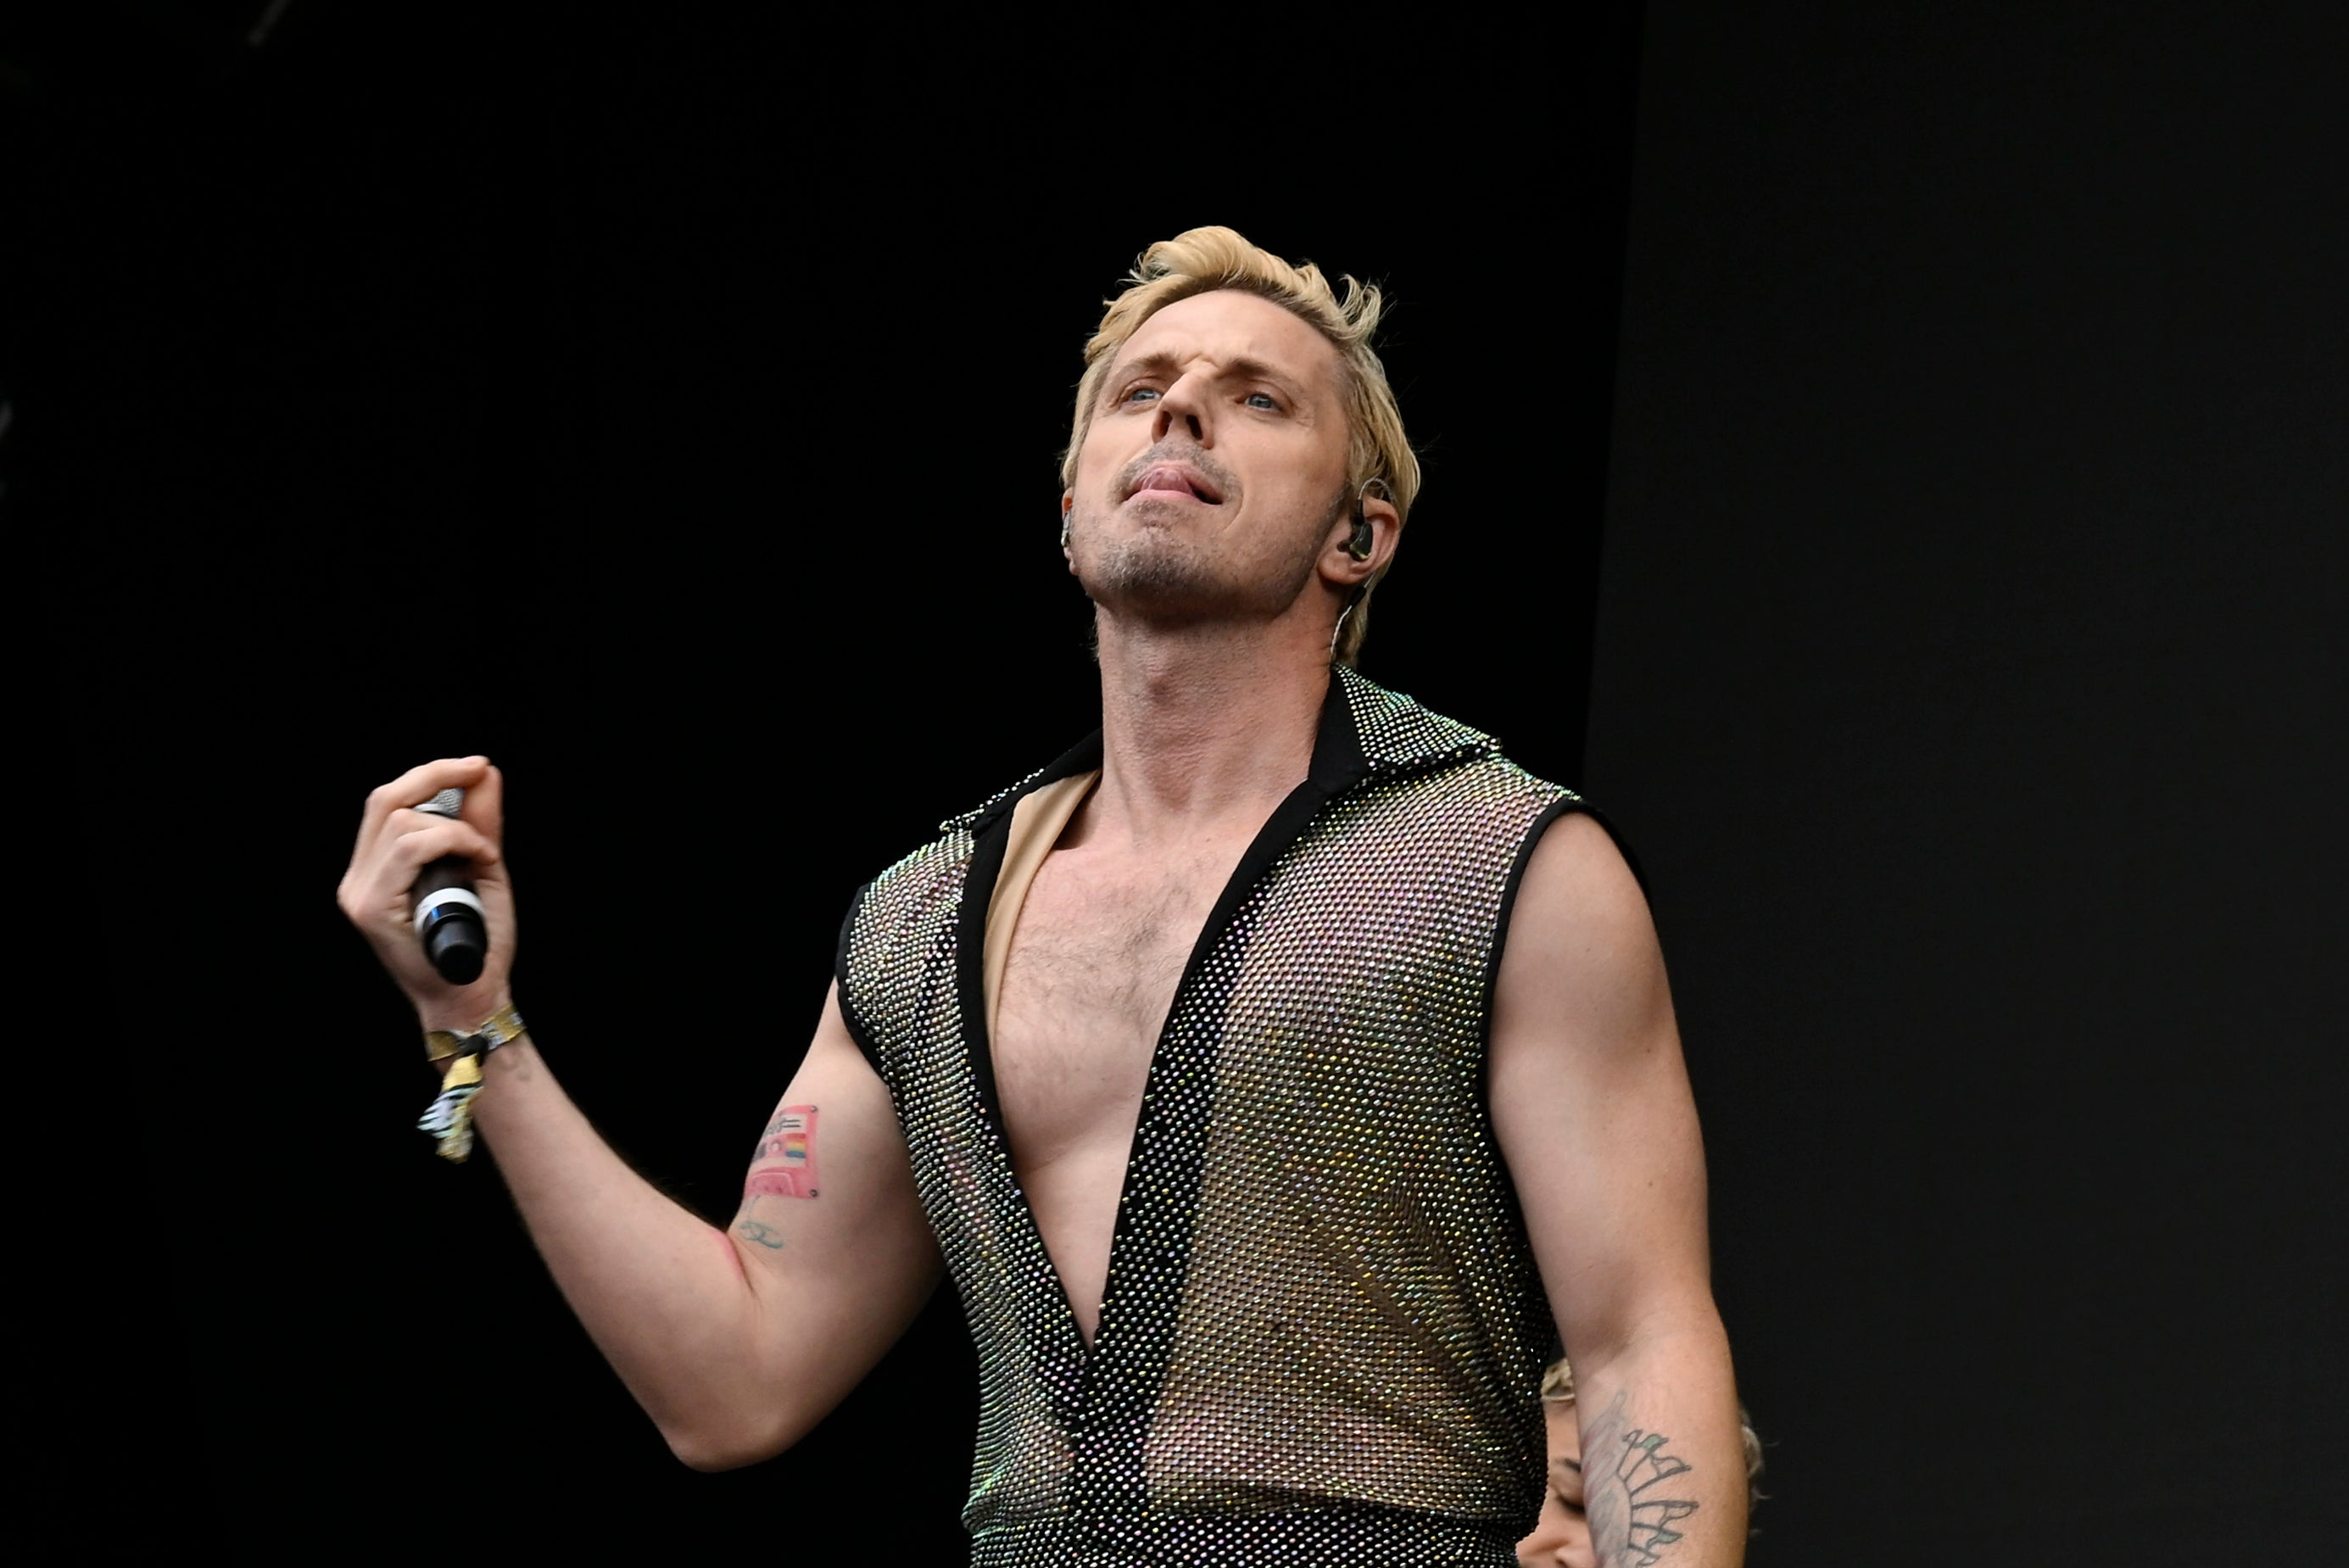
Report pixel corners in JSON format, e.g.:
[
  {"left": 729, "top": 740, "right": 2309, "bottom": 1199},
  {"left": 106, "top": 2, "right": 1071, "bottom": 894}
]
[{"left": 1087, "top": 609, "right": 1335, "bottom": 848}]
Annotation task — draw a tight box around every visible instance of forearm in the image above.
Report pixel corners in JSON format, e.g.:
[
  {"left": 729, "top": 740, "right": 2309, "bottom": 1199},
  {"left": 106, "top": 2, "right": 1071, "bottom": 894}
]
[
  {"left": 343, "top": 763, "right": 926, "bottom": 1466},
  {"left": 1571, "top": 1316, "right": 1748, "bottom": 1568},
  {"left": 465, "top": 1037, "right": 781, "bottom": 1463}
]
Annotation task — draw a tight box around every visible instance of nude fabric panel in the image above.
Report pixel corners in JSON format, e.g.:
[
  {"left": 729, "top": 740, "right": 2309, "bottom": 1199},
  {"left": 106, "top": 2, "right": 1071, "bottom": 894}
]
[{"left": 984, "top": 770, "right": 1101, "bottom": 1041}]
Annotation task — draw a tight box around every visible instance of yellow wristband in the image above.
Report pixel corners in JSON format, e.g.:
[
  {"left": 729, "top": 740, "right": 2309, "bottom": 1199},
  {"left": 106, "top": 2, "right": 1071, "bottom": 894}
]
[
  {"left": 418, "top": 1002, "right": 527, "bottom": 1163},
  {"left": 424, "top": 1001, "right": 528, "bottom": 1064}
]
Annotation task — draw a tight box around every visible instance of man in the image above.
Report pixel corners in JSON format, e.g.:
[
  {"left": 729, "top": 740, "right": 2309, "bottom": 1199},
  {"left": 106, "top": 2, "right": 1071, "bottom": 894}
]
[{"left": 339, "top": 227, "right": 1744, "bottom": 1565}]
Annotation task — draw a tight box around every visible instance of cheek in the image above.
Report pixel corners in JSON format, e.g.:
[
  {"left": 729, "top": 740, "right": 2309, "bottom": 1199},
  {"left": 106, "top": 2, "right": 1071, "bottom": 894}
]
[
  {"left": 1068, "top": 447, "right": 1108, "bottom": 504},
  {"left": 1074, "top": 415, "right": 1141, "bottom": 485}
]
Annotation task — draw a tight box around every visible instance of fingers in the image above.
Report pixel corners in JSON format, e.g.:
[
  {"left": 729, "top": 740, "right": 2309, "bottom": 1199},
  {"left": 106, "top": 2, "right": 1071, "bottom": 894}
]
[
  {"left": 462, "top": 761, "right": 505, "bottom": 846},
  {"left": 352, "top": 756, "right": 495, "bottom": 862},
  {"left": 339, "top": 815, "right": 501, "bottom": 917},
  {"left": 343, "top": 756, "right": 506, "bottom": 915},
  {"left": 360, "top": 755, "right": 493, "bottom": 832},
  {"left": 338, "top": 756, "right": 522, "bottom": 1014},
  {"left": 382, "top": 812, "right": 501, "bottom": 873}
]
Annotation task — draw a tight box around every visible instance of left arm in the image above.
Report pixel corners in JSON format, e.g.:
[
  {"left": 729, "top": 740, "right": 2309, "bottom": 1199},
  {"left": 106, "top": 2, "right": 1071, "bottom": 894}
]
[{"left": 1490, "top": 812, "right": 1745, "bottom": 1567}]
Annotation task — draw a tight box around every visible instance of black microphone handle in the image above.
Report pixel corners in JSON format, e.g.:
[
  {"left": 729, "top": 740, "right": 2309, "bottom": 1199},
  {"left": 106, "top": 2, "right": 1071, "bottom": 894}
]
[{"left": 411, "top": 788, "right": 489, "bottom": 985}]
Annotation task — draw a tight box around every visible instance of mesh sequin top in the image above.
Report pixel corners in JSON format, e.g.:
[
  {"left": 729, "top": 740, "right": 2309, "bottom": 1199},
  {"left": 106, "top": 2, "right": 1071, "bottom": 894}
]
[{"left": 838, "top": 668, "right": 1586, "bottom": 1566}]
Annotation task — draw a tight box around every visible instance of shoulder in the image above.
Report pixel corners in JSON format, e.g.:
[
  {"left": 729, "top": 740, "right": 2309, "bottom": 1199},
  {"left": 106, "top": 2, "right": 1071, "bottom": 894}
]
[
  {"left": 1512, "top": 810, "right": 1649, "bottom": 936},
  {"left": 1341, "top": 673, "right": 1580, "bottom": 840},
  {"left": 839, "top": 821, "right": 983, "bottom": 995},
  {"left": 1493, "top": 810, "right": 1671, "bottom": 1060},
  {"left": 852, "top": 825, "right": 980, "bottom": 929}
]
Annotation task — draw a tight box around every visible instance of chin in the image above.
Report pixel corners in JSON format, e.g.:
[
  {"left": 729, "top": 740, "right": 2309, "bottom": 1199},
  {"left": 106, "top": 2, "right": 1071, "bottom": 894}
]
[
  {"left": 1516, "top": 1543, "right": 1593, "bottom": 1568},
  {"left": 1516, "top": 1515, "right": 1594, "bottom": 1568},
  {"left": 1087, "top": 538, "right": 1226, "bottom": 610}
]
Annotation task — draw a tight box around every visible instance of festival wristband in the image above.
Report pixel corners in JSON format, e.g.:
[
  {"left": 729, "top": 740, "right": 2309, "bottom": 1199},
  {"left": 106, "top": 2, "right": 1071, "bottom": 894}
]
[{"left": 417, "top": 1002, "right": 527, "bottom": 1163}]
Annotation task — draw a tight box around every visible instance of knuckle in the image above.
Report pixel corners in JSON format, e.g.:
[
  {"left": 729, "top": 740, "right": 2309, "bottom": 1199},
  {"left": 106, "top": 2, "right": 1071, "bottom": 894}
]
[{"left": 391, "top": 824, "right": 442, "bottom": 861}]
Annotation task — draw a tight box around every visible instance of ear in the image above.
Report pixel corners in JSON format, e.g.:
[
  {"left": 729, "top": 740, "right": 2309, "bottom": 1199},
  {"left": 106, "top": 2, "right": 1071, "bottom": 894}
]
[
  {"left": 1060, "top": 492, "right": 1077, "bottom": 572},
  {"left": 1320, "top": 491, "right": 1402, "bottom": 594}
]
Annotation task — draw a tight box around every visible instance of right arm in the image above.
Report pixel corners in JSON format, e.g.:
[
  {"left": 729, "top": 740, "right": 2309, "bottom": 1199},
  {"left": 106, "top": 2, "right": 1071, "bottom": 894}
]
[{"left": 338, "top": 756, "right": 942, "bottom": 1470}]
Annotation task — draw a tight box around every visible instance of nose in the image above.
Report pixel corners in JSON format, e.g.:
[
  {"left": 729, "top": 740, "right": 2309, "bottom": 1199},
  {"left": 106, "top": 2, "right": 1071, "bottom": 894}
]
[{"left": 1151, "top": 372, "right": 1209, "bottom": 445}]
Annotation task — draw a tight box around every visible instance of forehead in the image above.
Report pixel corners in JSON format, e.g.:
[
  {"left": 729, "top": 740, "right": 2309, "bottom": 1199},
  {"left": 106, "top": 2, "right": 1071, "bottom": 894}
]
[{"left": 1112, "top": 288, "right": 1343, "bottom": 393}]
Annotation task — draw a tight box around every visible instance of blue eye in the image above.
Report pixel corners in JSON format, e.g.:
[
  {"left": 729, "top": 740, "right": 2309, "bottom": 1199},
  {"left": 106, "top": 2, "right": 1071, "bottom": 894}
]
[
  {"left": 1244, "top": 392, "right": 1280, "bottom": 410},
  {"left": 1123, "top": 386, "right": 1161, "bottom": 404}
]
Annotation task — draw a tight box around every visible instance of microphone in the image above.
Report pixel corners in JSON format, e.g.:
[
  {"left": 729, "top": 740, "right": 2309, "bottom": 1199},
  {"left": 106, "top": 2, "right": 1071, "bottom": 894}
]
[{"left": 410, "top": 786, "right": 488, "bottom": 985}]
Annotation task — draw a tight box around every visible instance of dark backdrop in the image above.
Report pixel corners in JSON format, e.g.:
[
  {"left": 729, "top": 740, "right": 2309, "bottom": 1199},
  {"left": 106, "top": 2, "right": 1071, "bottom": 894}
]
[
  {"left": 13, "top": 3, "right": 2341, "bottom": 1563},
  {"left": 11, "top": 4, "right": 1634, "bottom": 1560},
  {"left": 1587, "top": 3, "right": 2346, "bottom": 1562}
]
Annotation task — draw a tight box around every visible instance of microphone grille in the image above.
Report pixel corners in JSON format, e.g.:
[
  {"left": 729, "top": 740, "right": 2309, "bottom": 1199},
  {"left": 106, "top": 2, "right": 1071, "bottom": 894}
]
[{"left": 418, "top": 787, "right": 466, "bottom": 820}]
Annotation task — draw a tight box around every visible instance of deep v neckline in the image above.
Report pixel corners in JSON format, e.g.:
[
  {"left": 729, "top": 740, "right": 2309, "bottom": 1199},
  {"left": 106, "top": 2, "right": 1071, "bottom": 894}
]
[{"left": 957, "top": 682, "right": 1373, "bottom": 1373}]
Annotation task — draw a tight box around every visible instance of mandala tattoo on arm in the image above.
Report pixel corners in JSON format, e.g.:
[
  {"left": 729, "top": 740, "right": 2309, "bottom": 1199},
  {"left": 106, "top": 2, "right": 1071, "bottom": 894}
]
[{"left": 1580, "top": 1390, "right": 1701, "bottom": 1566}]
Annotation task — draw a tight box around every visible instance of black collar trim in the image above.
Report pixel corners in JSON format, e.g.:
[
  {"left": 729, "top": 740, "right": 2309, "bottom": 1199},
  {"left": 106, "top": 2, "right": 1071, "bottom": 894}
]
[{"left": 940, "top": 665, "right": 1499, "bottom": 839}]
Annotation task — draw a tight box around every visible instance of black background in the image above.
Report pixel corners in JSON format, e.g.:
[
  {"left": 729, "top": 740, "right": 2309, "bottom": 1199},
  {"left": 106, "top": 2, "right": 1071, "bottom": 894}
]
[
  {"left": 11, "top": 3, "right": 2342, "bottom": 1562},
  {"left": 1587, "top": 6, "right": 2346, "bottom": 1560}
]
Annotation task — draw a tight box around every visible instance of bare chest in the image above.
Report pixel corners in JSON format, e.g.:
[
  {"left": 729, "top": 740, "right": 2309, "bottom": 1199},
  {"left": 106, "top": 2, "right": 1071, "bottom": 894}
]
[
  {"left": 993, "top": 845, "right": 1233, "bottom": 1161},
  {"left": 992, "top": 838, "right": 1250, "bottom": 1338}
]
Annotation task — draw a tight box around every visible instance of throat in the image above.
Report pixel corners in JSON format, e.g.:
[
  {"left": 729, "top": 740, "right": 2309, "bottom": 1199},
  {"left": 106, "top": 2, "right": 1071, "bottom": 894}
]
[{"left": 1090, "top": 658, "right": 1327, "bottom": 840}]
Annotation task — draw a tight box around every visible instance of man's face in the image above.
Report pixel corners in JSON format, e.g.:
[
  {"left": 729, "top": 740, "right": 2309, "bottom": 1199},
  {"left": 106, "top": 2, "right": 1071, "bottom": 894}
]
[
  {"left": 1517, "top": 1398, "right": 1593, "bottom": 1568},
  {"left": 1064, "top": 288, "right": 1355, "bottom": 628}
]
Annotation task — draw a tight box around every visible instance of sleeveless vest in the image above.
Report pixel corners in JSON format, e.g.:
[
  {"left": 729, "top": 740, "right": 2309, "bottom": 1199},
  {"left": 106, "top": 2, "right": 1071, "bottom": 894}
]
[{"left": 837, "top": 667, "right": 1585, "bottom": 1567}]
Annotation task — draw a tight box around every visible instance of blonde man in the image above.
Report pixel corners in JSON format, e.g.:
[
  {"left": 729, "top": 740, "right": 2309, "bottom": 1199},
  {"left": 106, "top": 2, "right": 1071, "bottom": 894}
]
[
  {"left": 342, "top": 227, "right": 1744, "bottom": 1565},
  {"left": 1057, "top": 226, "right": 1420, "bottom": 668}
]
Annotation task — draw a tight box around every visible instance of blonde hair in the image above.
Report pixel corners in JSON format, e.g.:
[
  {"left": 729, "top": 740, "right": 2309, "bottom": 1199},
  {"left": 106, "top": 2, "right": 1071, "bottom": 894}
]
[{"left": 1059, "top": 226, "right": 1420, "bottom": 667}]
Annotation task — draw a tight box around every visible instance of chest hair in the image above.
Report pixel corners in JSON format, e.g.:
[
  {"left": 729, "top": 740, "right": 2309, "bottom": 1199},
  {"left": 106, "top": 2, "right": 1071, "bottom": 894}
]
[{"left": 994, "top": 838, "right": 1238, "bottom": 1164}]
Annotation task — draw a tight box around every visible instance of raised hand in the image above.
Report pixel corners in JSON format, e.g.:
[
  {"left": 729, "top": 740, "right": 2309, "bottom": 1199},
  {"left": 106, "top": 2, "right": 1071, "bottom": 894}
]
[{"left": 337, "top": 755, "right": 517, "bottom": 1032}]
